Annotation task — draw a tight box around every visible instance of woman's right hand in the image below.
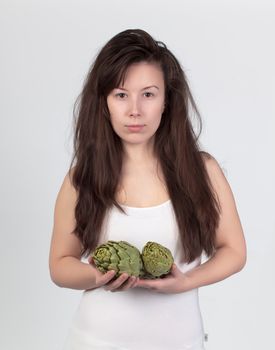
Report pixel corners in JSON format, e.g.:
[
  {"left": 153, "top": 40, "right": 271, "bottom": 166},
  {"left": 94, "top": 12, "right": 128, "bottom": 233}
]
[{"left": 88, "top": 256, "right": 138, "bottom": 292}]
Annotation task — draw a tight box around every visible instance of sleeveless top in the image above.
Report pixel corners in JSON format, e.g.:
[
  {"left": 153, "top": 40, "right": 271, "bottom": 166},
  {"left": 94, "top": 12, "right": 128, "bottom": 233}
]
[{"left": 63, "top": 200, "right": 206, "bottom": 350}]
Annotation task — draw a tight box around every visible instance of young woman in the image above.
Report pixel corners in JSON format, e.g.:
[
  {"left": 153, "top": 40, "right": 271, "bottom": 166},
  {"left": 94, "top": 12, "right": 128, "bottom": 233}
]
[{"left": 49, "top": 28, "right": 246, "bottom": 350}]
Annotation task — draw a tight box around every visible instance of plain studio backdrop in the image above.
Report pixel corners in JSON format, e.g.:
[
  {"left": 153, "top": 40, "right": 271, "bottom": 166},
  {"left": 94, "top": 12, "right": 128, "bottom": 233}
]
[{"left": 0, "top": 1, "right": 274, "bottom": 349}]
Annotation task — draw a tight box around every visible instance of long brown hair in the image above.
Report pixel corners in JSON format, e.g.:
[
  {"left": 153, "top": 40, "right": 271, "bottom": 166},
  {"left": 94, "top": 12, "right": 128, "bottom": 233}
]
[{"left": 68, "top": 28, "right": 221, "bottom": 264}]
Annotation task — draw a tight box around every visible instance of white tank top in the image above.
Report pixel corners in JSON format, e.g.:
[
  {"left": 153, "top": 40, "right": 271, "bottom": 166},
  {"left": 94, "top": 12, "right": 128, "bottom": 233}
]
[{"left": 63, "top": 200, "right": 206, "bottom": 350}]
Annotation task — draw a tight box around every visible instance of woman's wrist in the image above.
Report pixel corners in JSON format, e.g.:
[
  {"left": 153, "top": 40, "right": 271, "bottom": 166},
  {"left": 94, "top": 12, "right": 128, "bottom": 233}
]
[
  {"left": 180, "top": 272, "right": 196, "bottom": 293},
  {"left": 51, "top": 256, "right": 97, "bottom": 290}
]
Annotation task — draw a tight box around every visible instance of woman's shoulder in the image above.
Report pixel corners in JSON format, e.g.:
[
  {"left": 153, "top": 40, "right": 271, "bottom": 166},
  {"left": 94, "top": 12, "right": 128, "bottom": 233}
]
[
  {"left": 200, "top": 151, "right": 223, "bottom": 173},
  {"left": 58, "top": 166, "right": 78, "bottom": 204},
  {"left": 199, "top": 151, "right": 227, "bottom": 190},
  {"left": 199, "top": 152, "right": 237, "bottom": 214}
]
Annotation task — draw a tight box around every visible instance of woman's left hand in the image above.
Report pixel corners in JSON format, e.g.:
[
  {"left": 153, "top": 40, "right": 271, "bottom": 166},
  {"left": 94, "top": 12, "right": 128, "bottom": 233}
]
[{"left": 135, "top": 263, "right": 190, "bottom": 294}]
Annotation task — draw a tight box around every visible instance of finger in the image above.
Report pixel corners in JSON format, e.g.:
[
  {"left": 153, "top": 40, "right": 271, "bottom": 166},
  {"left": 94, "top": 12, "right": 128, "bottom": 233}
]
[
  {"left": 88, "top": 256, "right": 94, "bottom": 265},
  {"left": 104, "top": 273, "right": 129, "bottom": 291},
  {"left": 99, "top": 270, "right": 116, "bottom": 286},
  {"left": 136, "top": 278, "right": 150, "bottom": 288},
  {"left": 137, "top": 278, "right": 158, "bottom": 290},
  {"left": 133, "top": 277, "right": 139, "bottom": 288},
  {"left": 131, "top": 276, "right": 139, "bottom": 288},
  {"left": 128, "top": 276, "right": 139, "bottom": 289},
  {"left": 114, "top": 276, "right": 137, "bottom": 292},
  {"left": 170, "top": 263, "right": 180, "bottom": 276}
]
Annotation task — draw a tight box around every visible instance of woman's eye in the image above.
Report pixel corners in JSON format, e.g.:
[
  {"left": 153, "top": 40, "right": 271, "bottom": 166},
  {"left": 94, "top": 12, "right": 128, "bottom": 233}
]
[
  {"left": 115, "top": 92, "right": 154, "bottom": 98},
  {"left": 116, "top": 93, "right": 127, "bottom": 99}
]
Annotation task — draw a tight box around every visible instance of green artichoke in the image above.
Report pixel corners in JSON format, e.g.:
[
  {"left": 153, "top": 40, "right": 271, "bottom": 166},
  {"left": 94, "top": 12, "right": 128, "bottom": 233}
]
[
  {"left": 92, "top": 240, "right": 144, "bottom": 278},
  {"left": 141, "top": 242, "right": 174, "bottom": 278}
]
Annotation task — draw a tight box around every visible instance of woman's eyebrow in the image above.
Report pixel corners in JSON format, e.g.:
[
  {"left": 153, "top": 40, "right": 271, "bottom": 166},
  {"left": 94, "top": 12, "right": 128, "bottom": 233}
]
[{"left": 116, "top": 85, "right": 159, "bottom": 91}]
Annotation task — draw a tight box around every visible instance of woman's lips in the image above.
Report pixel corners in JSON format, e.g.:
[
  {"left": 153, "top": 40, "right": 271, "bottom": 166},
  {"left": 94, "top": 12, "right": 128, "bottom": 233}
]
[{"left": 126, "top": 125, "right": 145, "bottom": 132}]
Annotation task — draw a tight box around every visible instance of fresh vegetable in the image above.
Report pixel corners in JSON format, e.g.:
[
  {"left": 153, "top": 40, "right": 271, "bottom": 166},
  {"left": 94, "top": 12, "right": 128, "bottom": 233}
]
[
  {"left": 92, "top": 240, "right": 174, "bottom": 279},
  {"left": 92, "top": 240, "right": 144, "bottom": 278},
  {"left": 141, "top": 241, "right": 174, "bottom": 278}
]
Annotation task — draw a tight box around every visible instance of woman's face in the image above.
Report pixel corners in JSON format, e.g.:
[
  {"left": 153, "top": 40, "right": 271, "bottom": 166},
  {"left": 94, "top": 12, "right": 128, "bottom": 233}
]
[{"left": 106, "top": 61, "right": 165, "bottom": 148}]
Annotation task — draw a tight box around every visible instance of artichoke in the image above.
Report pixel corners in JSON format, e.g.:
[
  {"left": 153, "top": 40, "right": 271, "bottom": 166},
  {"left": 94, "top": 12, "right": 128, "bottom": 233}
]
[
  {"left": 92, "top": 240, "right": 144, "bottom": 278},
  {"left": 141, "top": 242, "right": 174, "bottom": 278}
]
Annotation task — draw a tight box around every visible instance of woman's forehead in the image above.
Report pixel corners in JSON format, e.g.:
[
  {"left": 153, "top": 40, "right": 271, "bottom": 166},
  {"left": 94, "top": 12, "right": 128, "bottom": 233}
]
[{"left": 116, "top": 62, "right": 164, "bottom": 87}]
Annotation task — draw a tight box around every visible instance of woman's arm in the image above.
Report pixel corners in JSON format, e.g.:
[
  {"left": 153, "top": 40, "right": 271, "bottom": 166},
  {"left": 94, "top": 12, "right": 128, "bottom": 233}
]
[
  {"left": 182, "top": 156, "right": 247, "bottom": 290},
  {"left": 135, "top": 156, "right": 247, "bottom": 294},
  {"left": 49, "top": 172, "right": 116, "bottom": 290}
]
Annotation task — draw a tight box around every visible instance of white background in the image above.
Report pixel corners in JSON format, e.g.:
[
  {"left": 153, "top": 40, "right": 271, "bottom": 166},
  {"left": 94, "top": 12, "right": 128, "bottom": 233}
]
[{"left": 1, "top": 0, "right": 274, "bottom": 349}]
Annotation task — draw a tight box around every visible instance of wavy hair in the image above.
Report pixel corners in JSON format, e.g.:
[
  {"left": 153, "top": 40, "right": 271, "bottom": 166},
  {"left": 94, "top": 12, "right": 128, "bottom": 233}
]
[{"left": 68, "top": 28, "right": 221, "bottom": 263}]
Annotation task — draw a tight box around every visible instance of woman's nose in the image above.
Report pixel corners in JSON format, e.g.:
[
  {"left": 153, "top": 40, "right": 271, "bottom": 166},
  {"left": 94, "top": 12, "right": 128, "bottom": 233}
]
[{"left": 129, "top": 97, "right": 141, "bottom": 117}]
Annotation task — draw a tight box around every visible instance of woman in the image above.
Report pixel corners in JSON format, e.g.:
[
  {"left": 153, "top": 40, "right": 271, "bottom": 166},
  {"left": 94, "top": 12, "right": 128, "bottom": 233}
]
[{"left": 49, "top": 28, "right": 246, "bottom": 350}]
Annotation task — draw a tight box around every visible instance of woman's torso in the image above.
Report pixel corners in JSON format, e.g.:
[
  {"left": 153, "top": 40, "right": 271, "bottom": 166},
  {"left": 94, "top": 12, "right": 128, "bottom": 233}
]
[
  {"left": 114, "top": 158, "right": 170, "bottom": 208},
  {"left": 63, "top": 163, "right": 206, "bottom": 350}
]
